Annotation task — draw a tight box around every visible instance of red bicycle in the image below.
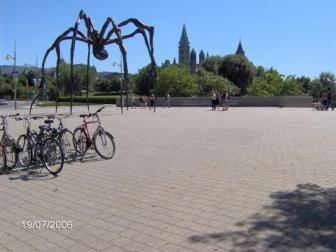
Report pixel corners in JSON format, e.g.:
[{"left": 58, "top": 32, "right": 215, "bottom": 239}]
[{"left": 74, "top": 106, "right": 115, "bottom": 160}]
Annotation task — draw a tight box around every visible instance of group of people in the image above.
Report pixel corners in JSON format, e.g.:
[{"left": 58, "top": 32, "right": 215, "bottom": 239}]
[
  {"left": 138, "top": 94, "right": 156, "bottom": 110},
  {"left": 134, "top": 92, "right": 171, "bottom": 109},
  {"left": 211, "top": 90, "right": 230, "bottom": 111}
]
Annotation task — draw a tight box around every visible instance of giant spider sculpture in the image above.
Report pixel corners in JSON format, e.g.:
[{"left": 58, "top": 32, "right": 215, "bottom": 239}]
[{"left": 30, "top": 10, "right": 157, "bottom": 114}]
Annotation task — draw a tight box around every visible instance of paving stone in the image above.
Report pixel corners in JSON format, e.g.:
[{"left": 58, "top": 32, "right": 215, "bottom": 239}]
[{"left": 1, "top": 106, "right": 336, "bottom": 251}]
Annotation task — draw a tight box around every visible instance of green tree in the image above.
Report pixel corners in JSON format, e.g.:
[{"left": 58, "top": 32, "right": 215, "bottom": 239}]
[
  {"left": 201, "top": 56, "right": 223, "bottom": 74},
  {"left": 0, "top": 75, "right": 15, "bottom": 97},
  {"left": 296, "top": 76, "right": 311, "bottom": 94},
  {"left": 135, "top": 64, "right": 156, "bottom": 95},
  {"left": 156, "top": 65, "right": 198, "bottom": 96},
  {"left": 319, "top": 72, "right": 335, "bottom": 86},
  {"left": 309, "top": 79, "right": 324, "bottom": 100},
  {"left": 195, "top": 68, "right": 239, "bottom": 95},
  {"left": 95, "top": 79, "right": 120, "bottom": 93},
  {"left": 55, "top": 62, "right": 97, "bottom": 95},
  {"left": 280, "top": 76, "right": 304, "bottom": 96},
  {"left": 218, "top": 54, "right": 255, "bottom": 95}
]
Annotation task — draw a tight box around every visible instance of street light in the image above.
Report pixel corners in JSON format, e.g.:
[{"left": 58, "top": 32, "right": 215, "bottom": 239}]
[
  {"left": 6, "top": 40, "right": 17, "bottom": 110},
  {"left": 113, "top": 60, "right": 124, "bottom": 114}
]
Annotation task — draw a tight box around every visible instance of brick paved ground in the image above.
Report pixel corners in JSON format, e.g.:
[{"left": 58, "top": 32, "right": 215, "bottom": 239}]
[{"left": 0, "top": 106, "right": 336, "bottom": 252}]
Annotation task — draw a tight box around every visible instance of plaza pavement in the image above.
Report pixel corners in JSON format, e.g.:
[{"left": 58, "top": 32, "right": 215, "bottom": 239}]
[{"left": 0, "top": 105, "right": 336, "bottom": 252}]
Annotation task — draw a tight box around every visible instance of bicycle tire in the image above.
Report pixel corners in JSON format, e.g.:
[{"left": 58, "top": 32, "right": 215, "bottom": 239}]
[
  {"left": 59, "top": 129, "right": 77, "bottom": 161},
  {"left": 93, "top": 131, "right": 116, "bottom": 159},
  {"left": 42, "top": 138, "right": 64, "bottom": 175},
  {"left": 0, "top": 144, "right": 6, "bottom": 174},
  {"left": 73, "top": 127, "right": 89, "bottom": 156},
  {"left": 3, "top": 137, "right": 17, "bottom": 170},
  {"left": 16, "top": 135, "right": 32, "bottom": 167}
]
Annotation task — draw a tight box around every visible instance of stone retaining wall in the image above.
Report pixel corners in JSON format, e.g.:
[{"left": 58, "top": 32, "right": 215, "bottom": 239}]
[{"left": 117, "top": 96, "right": 313, "bottom": 107}]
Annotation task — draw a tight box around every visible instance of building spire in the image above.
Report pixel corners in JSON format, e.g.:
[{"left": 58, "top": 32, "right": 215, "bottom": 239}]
[
  {"left": 178, "top": 24, "right": 190, "bottom": 65},
  {"left": 179, "top": 24, "right": 189, "bottom": 45},
  {"left": 236, "top": 38, "right": 245, "bottom": 56}
]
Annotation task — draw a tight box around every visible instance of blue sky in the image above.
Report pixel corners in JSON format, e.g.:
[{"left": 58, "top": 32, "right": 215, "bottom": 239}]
[{"left": 0, "top": 0, "right": 336, "bottom": 78}]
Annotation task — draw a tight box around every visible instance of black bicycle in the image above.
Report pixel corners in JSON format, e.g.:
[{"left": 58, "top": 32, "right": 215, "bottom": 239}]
[
  {"left": 0, "top": 144, "right": 5, "bottom": 173},
  {"left": 40, "top": 114, "right": 77, "bottom": 162},
  {"left": 16, "top": 116, "right": 64, "bottom": 175},
  {"left": 0, "top": 114, "right": 19, "bottom": 170}
]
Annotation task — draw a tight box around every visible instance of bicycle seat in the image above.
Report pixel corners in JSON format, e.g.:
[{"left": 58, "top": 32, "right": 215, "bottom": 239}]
[{"left": 44, "top": 119, "right": 54, "bottom": 124}]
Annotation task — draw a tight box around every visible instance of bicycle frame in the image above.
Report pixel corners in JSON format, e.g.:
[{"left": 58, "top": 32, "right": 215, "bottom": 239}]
[
  {"left": 79, "top": 113, "right": 102, "bottom": 143},
  {"left": 21, "top": 118, "right": 45, "bottom": 162}
]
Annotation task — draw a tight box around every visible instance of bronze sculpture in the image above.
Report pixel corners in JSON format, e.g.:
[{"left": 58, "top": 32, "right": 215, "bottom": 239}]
[{"left": 30, "top": 10, "right": 157, "bottom": 114}]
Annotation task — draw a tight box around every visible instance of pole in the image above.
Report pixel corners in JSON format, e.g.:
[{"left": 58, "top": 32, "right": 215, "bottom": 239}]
[
  {"left": 120, "top": 58, "right": 124, "bottom": 112},
  {"left": 35, "top": 52, "right": 38, "bottom": 82},
  {"left": 14, "top": 40, "right": 17, "bottom": 110}
]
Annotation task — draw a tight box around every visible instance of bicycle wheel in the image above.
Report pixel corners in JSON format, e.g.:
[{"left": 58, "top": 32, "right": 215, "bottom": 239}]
[
  {"left": 93, "top": 130, "right": 116, "bottom": 159},
  {"left": 42, "top": 138, "right": 64, "bottom": 175},
  {"left": 17, "top": 135, "right": 32, "bottom": 167},
  {"left": 74, "top": 128, "right": 89, "bottom": 156},
  {"left": 4, "top": 136, "right": 17, "bottom": 170},
  {"left": 59, "top": 129, "right": 77, "bottom": 161},
  {"left": 0, "top": 145, "right": 6, "bottom": 174}
]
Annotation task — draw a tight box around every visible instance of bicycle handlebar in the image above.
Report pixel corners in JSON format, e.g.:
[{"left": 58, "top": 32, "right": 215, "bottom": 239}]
[
  {"left": 0, "top": 113, "right": 20, "bottom": 119},
  {"left": 16, "top": 116, "right": 43, "bottom": 121},
  {"left": 79, "top": 106, "right": 105, "bottom": 119}
]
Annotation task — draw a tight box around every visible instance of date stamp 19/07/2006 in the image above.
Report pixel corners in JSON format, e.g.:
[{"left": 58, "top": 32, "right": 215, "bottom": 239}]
[{"left": 22, "top": 220, "right": 73, "bottom": 230}]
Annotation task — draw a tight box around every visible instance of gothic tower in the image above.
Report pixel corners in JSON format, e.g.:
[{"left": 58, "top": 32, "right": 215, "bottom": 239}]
[
  {"left": 236, "top": 39, "right": 245, "bottom": 56},
  {"left": 178, "top": 24, "right": 190, "bottom": 65},
  {"left": 190, "top": 48, "right": 197, "bottom": 73}
]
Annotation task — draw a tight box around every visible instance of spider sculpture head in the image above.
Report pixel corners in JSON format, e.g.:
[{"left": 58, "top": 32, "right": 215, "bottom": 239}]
[{"left": 92, "top": 30, "right": 108, "bottom": 60}]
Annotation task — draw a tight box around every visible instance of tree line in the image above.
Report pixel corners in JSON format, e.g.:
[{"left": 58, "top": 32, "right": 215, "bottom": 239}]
[{"left": 0, "top": 55, "right": 334, "bottom": 101}]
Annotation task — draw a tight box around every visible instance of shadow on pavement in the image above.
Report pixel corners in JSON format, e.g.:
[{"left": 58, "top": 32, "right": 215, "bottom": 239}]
[
  {"left": 7, "top": 168, "right": 56, "bottom": 181},
  {"left": 189, "top": 183, "right": 336, "bottom": 252}
]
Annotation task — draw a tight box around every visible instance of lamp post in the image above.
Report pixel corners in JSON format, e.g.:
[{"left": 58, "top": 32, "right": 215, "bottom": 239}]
[
  {"left": 113, "top": 60, "right": 124, "bottom": 114},
  {"left": 6, "top": 41, "right": 17, "bottom": 110}
]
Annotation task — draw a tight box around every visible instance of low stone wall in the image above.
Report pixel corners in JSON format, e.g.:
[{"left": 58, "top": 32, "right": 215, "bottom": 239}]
[{"left": 117, "top": 96, "right": 313, "bottom": 107}]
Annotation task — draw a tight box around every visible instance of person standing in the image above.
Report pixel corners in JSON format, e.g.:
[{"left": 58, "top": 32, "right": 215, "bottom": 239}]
[
  {"left": 140, "top": 95, "right": 145, "bottom": 109},
  {"left": 165, "top": 92, "right": 171, "bottom": 108},
  {"left": 326, "top": 86, "right": 334, "bottom": 110},
  {"left": 222, "top": 90, "right": 229, "bottom": 111},
  {"left": 131, "top": 93, "right": 136, "bottom": 109},
  {"left": 149, "top": 93, "right": 155, "bottom": 111},
  {"left": 211, "top": 92, "right": 216, "bottom": 110},
  {"left": 215, "top": 91, "right": 220, "bottom": 110}
]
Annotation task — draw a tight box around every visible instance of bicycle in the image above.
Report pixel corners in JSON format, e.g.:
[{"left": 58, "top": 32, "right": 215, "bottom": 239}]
[
  {"left": 16, "top": 116, "right": 64, "bottom": 175},
  {"left": 0, "top": 144, "right": 5, "bottom": 173},
  {"left": 74, "top": 106, "right": 116, "bottom": 160},
  {"left": 40, "top": 114, "right": 77, "bottom": 162},
  {"left": 0, "top": 114, "right": 19, "bottom": 170}
]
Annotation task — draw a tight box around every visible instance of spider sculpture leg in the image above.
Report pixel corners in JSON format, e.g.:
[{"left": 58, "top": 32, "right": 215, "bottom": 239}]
[
  {"left": 104, "top": 18, "right": 157, "bottom": 112},
  {"left": 29, "top": 27, "right": 89, "bottom": 114}
]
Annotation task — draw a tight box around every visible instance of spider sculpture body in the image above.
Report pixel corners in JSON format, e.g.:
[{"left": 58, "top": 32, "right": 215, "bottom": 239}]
[{"left": 30, "top": 10, "right": 157, "bottom": 114}]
